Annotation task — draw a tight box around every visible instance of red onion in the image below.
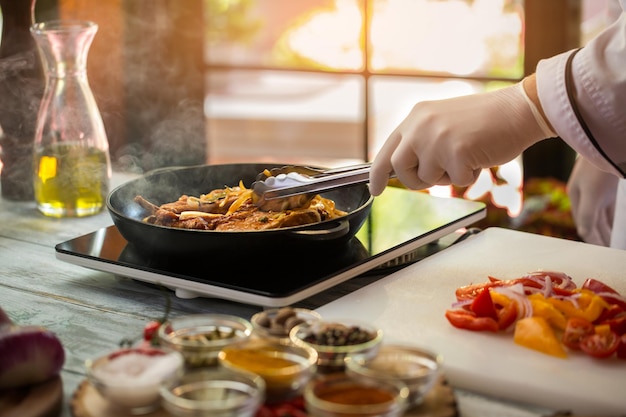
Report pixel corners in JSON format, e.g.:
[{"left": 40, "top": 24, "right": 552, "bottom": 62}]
[
  {"left": 450, "top": 299, "right": 473, "bottom": 309},
  {"left": 492, "top": 283, "right": 533, "bottom": 320},
  {"left": 596, "top": 291, "right": 626, "bottom": 308},
  {"left": 525, "top": 270, "right": 576, "bottom": 290},
  {"left": 550, "top": 293, "right": 582, "bottom": 310},
  {"left": 543, "top": 275, "right": 553, "bottom": 298},
  {"left": 0, "top": 309, "right": 11, "bottom": 334},
  {"left": 0, "top": 308, "right": 65, "bottom": 389}
]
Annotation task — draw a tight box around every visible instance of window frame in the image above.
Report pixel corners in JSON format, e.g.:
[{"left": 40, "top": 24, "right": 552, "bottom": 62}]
[
  {"left": 203, "top": 0, "right": 581, "bottom": 180},
  {"left": 48, "top": 0, "right": 581, "bottom": 179}
]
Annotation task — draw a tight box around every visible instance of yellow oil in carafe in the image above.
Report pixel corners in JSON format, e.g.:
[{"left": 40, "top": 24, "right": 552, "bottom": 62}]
[
  {"left": 31, "top": 21, "right": 111, "bottom": 218},
  {"left": 33, "top": 143, "right": 110, "bottom": 217}
]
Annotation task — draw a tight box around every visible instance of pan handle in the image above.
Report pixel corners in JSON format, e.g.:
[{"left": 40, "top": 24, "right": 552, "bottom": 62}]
[{"left": 287, "top": 220, "right": 350, "bottom": 241}]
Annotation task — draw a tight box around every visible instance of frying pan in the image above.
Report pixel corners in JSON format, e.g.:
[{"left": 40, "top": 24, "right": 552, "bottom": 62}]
[{"left": 106, "top": 163, "right": 373, "bottom": 257}]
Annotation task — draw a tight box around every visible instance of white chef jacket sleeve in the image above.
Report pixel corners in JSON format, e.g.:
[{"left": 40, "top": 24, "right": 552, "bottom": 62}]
[{"left": 535, "top": 7, "right": 626, "bottom": 178}]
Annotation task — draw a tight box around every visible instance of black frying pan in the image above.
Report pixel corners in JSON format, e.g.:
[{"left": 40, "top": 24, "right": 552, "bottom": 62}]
[{"left": 106, "top": 163, "right": 373, "bottom": 257}]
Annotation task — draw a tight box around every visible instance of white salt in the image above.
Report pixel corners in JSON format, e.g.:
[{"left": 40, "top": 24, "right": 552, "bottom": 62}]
[
  {"left": 90, "top": 351, "right": 183, "bottom": 410},
  {"left": 93, "top": 351, "right": 182, "bottom": 385}
]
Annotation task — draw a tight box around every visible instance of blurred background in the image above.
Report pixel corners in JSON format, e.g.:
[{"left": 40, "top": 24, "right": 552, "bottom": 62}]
[{"left": 0, "top": 0, "right": 616, "bottom": 239}]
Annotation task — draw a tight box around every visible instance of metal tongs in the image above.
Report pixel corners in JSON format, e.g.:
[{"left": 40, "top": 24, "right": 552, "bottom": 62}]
[{"left": 251, "top": 163, "right": 373, "bottom": 211}]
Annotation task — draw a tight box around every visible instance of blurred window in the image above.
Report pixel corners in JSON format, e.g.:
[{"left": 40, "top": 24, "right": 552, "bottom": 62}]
[
  {"left": 204, "top": 0, "right": 527, "bottom": 166},
  {"left": 1, "top": 1, "right": 583, "bottom": 173}
]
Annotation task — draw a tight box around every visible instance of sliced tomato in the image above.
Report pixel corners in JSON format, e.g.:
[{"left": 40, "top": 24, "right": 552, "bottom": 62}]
[
  {"left": 562, "top": 317, "right": 594, "bottom": 350},
  {"left": 470, "top": 288, "right": 498, "bottom": 320},
  {"left": 445, "top": 310, "right": 499, "bottom": 332},
  {"left": 143, "top": 320, "right": 162, "bottom": 342},
  {"left": 582, "top": 278, "right": 626, "bottom": 310},
  {"left": 271, "top": 405, "right": 308, "bottom": 417},
  {"left": 617, "top": 334, "right": 626, "bottom": 360},
  {"left": 255, "top": 406, "right": 276, "bottom": 417},
  {"left": 496, "top": 301, "right": 518, "bottom": 331},
  {"left": 488, "top": 276, "right": 542, "bottom": 289},
  {"left": 287, "top": 397, "right": 305, "bottom": 410},
  {"left": 457, "top": 275, "right": 572, "bottom": 301},
  {"left": 594, "top": 304, "right": 625, "bottom": 324},
  {"left": 456, "top": 281, "right": 502, "bottom": 301},
  {"left": 579, "top": 327, "right": 620, "bottom": 359},
  {"left": 582, "top": 278, "right": 620, "bottom": 295},
  {"left": 526, "top": 271, "right": 576, "bottom": 290},
  {"left": 490, "top": 274, "right": 575, "bottom": 296},
  {"left": 598, "top": 292, "right": 626, "bottom": 311},
  {"left": 264, "top": 398, "right": 307, "bottom": 417},
  {"left": 499, "top": 278, "right": 545, "bottom": 292},
  {"left": 601, "top": 315, "right": 626, "bottom": 336}
]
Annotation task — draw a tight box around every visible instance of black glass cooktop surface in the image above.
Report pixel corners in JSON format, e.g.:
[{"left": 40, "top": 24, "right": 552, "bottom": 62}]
[{"left": 56, "top": 187, "right": 485, "bottom": 307}]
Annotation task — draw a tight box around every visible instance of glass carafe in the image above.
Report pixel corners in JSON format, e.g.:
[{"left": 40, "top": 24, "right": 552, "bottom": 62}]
[{"left": 30, "top": 20, "right": 111, "bottom": 217}]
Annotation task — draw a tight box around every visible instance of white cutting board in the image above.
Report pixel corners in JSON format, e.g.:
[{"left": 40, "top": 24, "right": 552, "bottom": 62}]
[{"left": 316, "top": 228, "right": 626, "bottom": 416}]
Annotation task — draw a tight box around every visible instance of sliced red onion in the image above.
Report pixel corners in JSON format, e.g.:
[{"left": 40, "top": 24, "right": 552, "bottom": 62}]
[
  {"left": 596, "top": 291, "right": 626, "bottom": 307},
  {"left": 550, "top": 292, "right": 582, "bottom": 310},
  {"left": 524, "top": 287, "right": 542, "bottom": 295},
  {"left": 525, "top": 270, "right": 576, "bottom": 290},
  {"left": 492, "top": 284, "right": 533, "bottom": 320},
  {"left": 543, "top": 275, "right": 553, "bottom": 298},
  {"left": 451, "top": 299, "right": 473, "bottom": 309},
  {"left": 523, "top": 275, "right": 548, "bottom": 290}
]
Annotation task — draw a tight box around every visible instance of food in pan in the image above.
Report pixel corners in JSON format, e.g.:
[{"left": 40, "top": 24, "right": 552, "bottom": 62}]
[
  {"left": 134, "top": 181, "right": 347, "bottom": 231},
  {"left": 444, "top": 270, "right": 626, "bottom": 360}
]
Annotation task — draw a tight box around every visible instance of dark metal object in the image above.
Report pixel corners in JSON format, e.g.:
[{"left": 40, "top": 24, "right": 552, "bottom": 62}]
[
  {"left": 0, "top": 0, "right": 44, "bottom": 200},
  {"left": 106, "top": 163, "right": 373, "bottom": 256},
  {"left": 251, "top": 163, "right": 373, "bottom": 211}
]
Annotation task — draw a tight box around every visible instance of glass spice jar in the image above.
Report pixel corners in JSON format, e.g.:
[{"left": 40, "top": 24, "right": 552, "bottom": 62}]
[{"left": 30, "top": 20, "right": 111, "bottom": 217}]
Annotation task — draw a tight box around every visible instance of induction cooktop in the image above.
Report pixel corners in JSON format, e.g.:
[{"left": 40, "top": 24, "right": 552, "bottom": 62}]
[{"left": 55, "top": 187, "right": 486, "bottom": 307}]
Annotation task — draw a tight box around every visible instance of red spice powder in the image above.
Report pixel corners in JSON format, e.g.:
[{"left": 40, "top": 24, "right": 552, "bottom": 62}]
[{"left": 316, "top": 383, "right": 394, "bottom": 405}]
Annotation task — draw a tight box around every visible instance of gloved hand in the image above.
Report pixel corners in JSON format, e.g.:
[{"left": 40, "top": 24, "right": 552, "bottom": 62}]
[
  {"left": 567, "top": 157, "right": 618, "bottom": 246},
  {"left": 369, "top": 80, "right": 554, "bottom": 196}
]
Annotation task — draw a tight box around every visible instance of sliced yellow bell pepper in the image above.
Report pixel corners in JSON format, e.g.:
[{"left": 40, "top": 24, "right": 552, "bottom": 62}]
[
  {"left": 527, "top": 293, "right": 567, "bottom": 330},
  {"left": 547, "top": 290, "right": 609, "bottom": 322},
  {"left": 595, "top": 323, "right": 612, "bottom": 336},
  {"left": 489, "top": 291, "right": 512, "bottom": 307},
  {"left": 513, "top": 316, "right": 567, "bottom": 358}
]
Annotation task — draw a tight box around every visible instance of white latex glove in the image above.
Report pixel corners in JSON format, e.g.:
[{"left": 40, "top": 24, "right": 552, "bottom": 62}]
[
  {"left": 369, "top": 82, "right": 553, "bottom": 196},
  {"left": 567, "top": 157, "right": 618, "bottom": 246}
]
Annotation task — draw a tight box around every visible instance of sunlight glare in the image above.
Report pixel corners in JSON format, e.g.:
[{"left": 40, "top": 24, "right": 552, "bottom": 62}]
[
  {"left": 285, "top": 0, "right": 362, "bottom": 69},
  {"left": 278, "top": 0, "right": 524, "bottom": 216},
  {"left": 463, "top": 158, "right": 524, "bottom": 217},
  {"left": 371, "top": 0, "right": 522, "bottom": 74}
]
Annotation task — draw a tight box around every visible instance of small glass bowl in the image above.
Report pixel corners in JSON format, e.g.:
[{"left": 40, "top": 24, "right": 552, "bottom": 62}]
[
  {"left": 218, "top": 338, "right": 318, "bottom": 403},
  {"left": 251, "top": 307, "right": 322, "bottom": 343},
  {"left": 289, "top": 319, "right": 383, "bottom": 373},
  {"left": 85, "top": 346, "right": 184, "bottom": 415},
  {"left": 345, "top": 344, "right": 442, "bottom": 408},
  {"left": 160, "top": 368, "right": 265, "bottom": 417},
  {"left": 304, "top": 373, "right": 409, "bottom": 417},
  {"left": 158, "top": 314, "right": 253, "bottom": 368}
]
